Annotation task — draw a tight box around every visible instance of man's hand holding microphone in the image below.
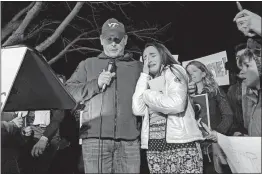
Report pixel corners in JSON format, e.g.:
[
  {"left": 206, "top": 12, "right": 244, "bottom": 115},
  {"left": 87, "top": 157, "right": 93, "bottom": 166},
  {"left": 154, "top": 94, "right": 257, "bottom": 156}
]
[{"left": 98, "top": 60, "right": 116, "bottom": 92}]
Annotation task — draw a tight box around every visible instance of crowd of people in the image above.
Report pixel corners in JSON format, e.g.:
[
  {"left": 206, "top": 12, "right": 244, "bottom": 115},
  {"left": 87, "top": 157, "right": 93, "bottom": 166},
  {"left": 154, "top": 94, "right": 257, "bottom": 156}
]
[{"left": 1, "top": 8, "right": 261, "bottom": 174}]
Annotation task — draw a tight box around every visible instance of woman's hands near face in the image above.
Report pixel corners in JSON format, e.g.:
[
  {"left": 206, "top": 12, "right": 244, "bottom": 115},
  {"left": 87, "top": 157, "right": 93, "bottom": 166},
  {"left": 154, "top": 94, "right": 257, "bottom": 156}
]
[{"left": 143, "top": 58, "right": 150, "bottom": 74}]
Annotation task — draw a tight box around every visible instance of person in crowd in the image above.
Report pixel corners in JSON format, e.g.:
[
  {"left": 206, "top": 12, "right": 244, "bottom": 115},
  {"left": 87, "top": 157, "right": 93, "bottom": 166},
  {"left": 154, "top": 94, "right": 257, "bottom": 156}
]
[
  {"left": 132, "top": 42, "right": 204, "bottom": 173},
  {"left": 65, "top": 18, "right": 142, "bottom": 173},
  {"left": 227, "top": 43, "right": 248, "bottom": 136},
  {"left": 1, "top": 112, "right": 24, "bottom": 174},
  {"left": 237, "top": 40, "right": 261, "bottom": 137},
  {"left": 186, "top": 61, "right": 233, "bottom": 174},
  {"left": 18, "top": 110, "right": 65, "bottom": 174},
  {"left": 18, "top": 75, "right": 66, "bottom": 174},
  {"left": 1, "top": 112, "right": 23, "bottom": 139},
  {"left": 234, "top": 9, "right": 261, "bottom": 37}
]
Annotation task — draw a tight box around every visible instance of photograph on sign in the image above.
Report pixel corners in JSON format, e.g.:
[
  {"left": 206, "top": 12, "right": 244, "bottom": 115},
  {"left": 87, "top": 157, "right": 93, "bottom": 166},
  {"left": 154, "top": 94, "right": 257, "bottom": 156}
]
[{"left": 191, "top": 93, "right": 211, "bottom": 136}]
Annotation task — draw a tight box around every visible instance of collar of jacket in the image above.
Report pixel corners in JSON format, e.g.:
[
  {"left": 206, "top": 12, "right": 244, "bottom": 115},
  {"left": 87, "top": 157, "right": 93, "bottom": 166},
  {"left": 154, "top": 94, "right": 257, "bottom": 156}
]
[
  {"left": 247, "top": 88, "right": 261, "bottom": 103},
  {"left": 97, "top": 52, "right": 134, "bottom": 61}
]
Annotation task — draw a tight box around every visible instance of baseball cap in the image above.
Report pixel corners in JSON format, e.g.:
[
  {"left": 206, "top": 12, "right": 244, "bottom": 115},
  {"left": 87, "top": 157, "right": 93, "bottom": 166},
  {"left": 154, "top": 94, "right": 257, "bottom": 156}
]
[{"left": 101, "top": 18, "right": 126, "bottom": 40}]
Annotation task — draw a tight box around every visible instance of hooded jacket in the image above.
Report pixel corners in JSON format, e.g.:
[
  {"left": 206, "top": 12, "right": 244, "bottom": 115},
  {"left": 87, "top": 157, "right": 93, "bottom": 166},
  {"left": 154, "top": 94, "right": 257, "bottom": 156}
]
[{"left": 66, "top": 52, "right": 143, "bottom": 140}]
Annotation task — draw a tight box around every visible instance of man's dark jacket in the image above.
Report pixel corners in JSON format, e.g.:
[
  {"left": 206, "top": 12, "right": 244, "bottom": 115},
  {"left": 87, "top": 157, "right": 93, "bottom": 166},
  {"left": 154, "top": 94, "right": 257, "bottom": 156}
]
[{"left": 65, "top": 52, "right": 143, "bottom": 140}]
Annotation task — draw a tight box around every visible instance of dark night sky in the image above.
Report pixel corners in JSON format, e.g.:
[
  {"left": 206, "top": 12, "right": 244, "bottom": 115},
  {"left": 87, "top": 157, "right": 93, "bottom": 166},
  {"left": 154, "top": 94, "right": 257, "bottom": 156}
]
[
  {"left": 127, "top": 1, "right": 261, "bottom": 61},
  {"left": 2, "top": 1, "right": 262, "bottom": 78}
]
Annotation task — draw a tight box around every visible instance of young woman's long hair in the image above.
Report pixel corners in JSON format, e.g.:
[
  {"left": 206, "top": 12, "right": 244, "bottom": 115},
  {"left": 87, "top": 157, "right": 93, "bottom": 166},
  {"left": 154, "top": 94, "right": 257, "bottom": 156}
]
[
  {"left": 186, "top": 60, "right": 220, "bottom": 96},
  {"left": 144, "top": 42, "right": 180, "bottom": 67},
  {"left": 143, "top": 42, "right": 187, "bottom": 82}
]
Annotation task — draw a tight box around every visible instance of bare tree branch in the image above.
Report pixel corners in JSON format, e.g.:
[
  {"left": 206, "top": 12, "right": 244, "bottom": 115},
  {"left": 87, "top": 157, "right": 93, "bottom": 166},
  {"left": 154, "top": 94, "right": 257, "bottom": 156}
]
[
  {"left": 2, "top": 1, "right": 171, "bottom": 66},
  {"left": 101, "top": 2, "right": 115, "bottom": 11},
  {"left": 119, "top": 5, "right": 130, "bottom": 20},
  {"left": 3, "top": 2, "right": 43, "bottom": 46},
  {"left": 67, "top": 47, "right": 101, "bottom": 53},
  {"left": 65, "top": 2, "right": 94, "bottom": 29},
  {"left": 12, "top": 2, "right": 35, "bottom": 22},
  {"left": 111, "top": 2, "right": 131, "bottom": 6},
  {"left": 1, "top": 2, "right": 35, "bottom": 41},
  {"left": 49, "top": 46, "right": 101, "bottom": 65},
  {"left": 1, "top": 20, "right": 22, "bottom": 42},
  {"left": 89, "top": 3, "right": 100, "bottom": 34},
  {"left": 154, "top": 22, "right": 171, "bottom": 34},
  {"left": 127, "top": 28, "right": 158, "bottom": 35},
  {"left": 23, "top": 20, "right": 61, "bottom": 41},
  {"left": 35, "top": 2, "right": 84, "bottom": 52},
  {"left": 48, "top": 30, "right": 99, "bottom": 64}
]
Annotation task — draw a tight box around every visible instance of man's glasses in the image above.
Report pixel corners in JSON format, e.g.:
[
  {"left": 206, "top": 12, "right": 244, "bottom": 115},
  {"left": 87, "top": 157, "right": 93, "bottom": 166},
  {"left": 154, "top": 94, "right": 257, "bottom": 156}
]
[{"left": 104, "top": 37, "right": 123, "bottom": 45}]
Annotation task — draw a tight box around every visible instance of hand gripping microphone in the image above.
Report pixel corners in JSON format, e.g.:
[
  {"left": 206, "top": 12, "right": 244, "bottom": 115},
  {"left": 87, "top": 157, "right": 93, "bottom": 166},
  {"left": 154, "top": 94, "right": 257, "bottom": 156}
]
[{"left": 102, "top": 59, "right": 115, "bottom": 92}]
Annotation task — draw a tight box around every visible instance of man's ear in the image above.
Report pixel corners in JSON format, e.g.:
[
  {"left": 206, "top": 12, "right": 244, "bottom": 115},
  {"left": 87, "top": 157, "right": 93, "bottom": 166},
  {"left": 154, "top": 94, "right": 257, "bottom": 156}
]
[
  {"left": 100, "top": 35, "right": 104, "bottom": 46},
  {"left": 123, "top": 35, "right": 128, "bottom": 46}
]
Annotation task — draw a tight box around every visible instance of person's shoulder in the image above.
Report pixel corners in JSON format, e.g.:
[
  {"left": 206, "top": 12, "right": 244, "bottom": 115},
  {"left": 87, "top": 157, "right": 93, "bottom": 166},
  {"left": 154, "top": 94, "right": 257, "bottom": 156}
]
[
  {"left": 123, "top": 58, "right": 143, "bottom": 68},
  {"left": 132, "top": 59, "right": 143, "bottom": 66},
  {"left": 227, "top": 83, "right": 239, "bottom": 93},
  {"left": 168, "top": 64, "right": 187, "bottom": 77},
  {"left": 83, "top": 56, "right": 100, "bottom": 63},
  {"left": 78, "top": 56, "right": 100, "bottom": 67},
  {"left": 164, "top": 64, "right": 188, "bottom": 84},
  {"left": 218, "top": 86, "right": 226, "bottom": 93},
  {"left": 170, "top": 64, "right": 186, "bottom": 72}
]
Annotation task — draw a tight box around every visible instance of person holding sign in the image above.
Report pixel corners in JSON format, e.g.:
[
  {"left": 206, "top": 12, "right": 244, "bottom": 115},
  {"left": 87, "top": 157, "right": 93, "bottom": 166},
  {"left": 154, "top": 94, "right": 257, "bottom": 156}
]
[
  {"left": 186, "top": 61, "right": 233, "bottom": 174},
  {"left": 132, "top": 42, "right": 204, "bottom": 173}
]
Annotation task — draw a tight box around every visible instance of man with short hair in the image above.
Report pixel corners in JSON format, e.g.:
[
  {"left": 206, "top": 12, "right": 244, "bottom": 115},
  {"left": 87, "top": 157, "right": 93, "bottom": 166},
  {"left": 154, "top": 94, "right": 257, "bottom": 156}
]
[
  {"left": 65, "top": 18, "right": 142, "bottom": 173},
  {"left": 227, "top": 43, "right": 248, "bottom": 136},
  {"left": 228, "top": 40, "right": 261, "bottom": 136}
]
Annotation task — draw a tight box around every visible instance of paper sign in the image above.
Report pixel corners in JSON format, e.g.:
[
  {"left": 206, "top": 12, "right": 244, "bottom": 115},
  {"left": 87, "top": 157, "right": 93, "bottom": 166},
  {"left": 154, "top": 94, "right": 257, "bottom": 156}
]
[
  {"left": 217, "top": 133, "right": 261, "bottom": 173},
  {"left": 182, "top": 51, "right": 229, "bottom": 86}
]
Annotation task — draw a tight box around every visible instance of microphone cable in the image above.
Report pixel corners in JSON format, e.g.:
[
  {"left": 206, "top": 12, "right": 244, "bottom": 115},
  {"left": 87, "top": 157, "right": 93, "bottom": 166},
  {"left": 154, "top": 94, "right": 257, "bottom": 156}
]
[
  {"left": 98, "top": 59, "right": 116, "bottom": 173},
  {"left": 98, "top": 92, "right": 105, "bottom": 173}
]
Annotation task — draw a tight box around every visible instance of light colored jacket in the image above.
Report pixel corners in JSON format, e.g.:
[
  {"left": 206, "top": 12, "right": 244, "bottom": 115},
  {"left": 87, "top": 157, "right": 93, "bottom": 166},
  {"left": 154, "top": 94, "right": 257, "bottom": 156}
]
[{"left": 132, "top": 64, "right": 204, "bottom": 149}]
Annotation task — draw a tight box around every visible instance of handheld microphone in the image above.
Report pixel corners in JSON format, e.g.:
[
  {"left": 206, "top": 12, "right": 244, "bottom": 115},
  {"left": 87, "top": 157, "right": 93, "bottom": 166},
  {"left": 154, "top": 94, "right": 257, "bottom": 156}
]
[{"left": 102, "top": 60, "right": 115, "bottom": 92}]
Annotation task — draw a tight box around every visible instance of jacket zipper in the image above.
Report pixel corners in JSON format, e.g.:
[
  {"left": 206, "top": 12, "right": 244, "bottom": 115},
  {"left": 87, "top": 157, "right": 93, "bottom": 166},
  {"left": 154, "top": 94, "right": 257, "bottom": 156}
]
[{"left": 114, "top": 60, "right": 117, "bottom": 140}]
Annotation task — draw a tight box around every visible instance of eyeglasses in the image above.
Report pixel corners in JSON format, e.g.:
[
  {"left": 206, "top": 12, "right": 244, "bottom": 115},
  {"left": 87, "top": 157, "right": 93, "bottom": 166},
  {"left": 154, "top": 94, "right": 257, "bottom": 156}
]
[{"left": 103, "top": 37, "right": 123, "bottom": 45}]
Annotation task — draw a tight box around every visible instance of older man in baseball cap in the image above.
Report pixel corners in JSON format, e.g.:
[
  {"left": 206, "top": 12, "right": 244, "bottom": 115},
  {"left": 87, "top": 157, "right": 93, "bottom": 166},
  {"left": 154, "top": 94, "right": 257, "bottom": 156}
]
[
  {"left": 66, "top": 18, "right": 142, "bottom": 173},
  {"left": 100, "top": 18, "right": 128, "bottom": 58}
]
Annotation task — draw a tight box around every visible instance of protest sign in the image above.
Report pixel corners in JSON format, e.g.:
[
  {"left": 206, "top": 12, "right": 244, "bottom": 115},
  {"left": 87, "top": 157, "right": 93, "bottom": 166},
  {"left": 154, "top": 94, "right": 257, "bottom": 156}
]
[
  {"left": 217, "top": 133, "right": 261, "bottom": 173},
  {"left": 182, "top": 51, "right": 229, "bottom": 86}
]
